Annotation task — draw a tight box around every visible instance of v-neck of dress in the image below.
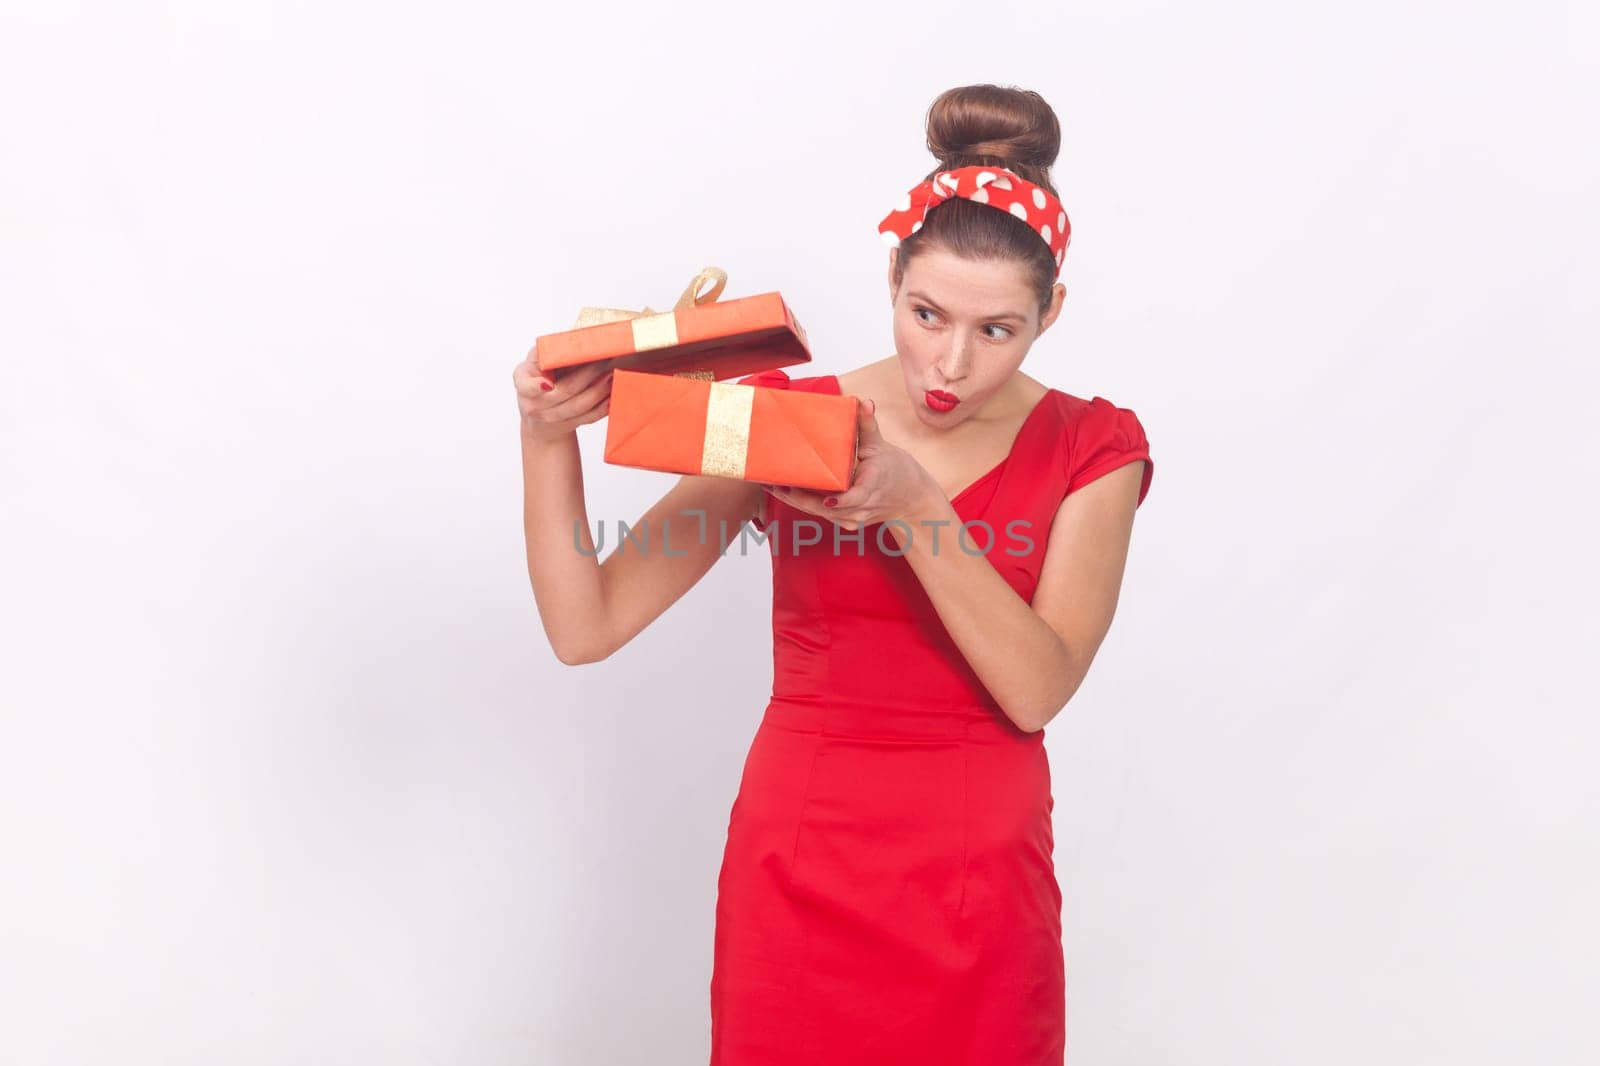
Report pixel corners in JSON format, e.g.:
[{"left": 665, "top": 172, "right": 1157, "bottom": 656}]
[{"left": 825, "top": 375, "right": 1058, "bottom": 507}]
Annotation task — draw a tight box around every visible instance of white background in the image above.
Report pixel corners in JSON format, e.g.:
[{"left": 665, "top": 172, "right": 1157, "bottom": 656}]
[{"left": 2, "top": 2, "right": 1596, "bottom": 1063}]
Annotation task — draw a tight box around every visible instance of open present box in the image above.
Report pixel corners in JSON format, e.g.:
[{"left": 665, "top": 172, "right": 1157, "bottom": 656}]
[{"left": 533, "top": 268, "right": 859, "bottom": 493}]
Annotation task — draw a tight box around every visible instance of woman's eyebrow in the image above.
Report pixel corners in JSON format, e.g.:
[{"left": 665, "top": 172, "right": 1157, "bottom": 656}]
[{"left": 905, "top": 290, "right": 1028, "bottom": 323}]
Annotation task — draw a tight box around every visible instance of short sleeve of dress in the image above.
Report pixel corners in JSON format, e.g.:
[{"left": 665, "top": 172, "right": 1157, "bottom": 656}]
[
  {"left": 1064, "top": 396, "right": 1154, "bottom": 508},
  {"left": 735, "top": 368, "right": 792, "bottom": 531}
]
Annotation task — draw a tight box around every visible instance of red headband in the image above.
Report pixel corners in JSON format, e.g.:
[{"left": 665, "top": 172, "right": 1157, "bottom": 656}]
[{"left": 877, "top": 165, "right": 1071, "bottom": 277}]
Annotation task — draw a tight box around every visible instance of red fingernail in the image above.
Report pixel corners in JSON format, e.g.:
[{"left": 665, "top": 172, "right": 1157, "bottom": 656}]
[
  {"left": 824, "top": 497, "right": 838, "bottom": 508},
  {"left": 540, "top": 381, "right": 553, "bottom": 391}
]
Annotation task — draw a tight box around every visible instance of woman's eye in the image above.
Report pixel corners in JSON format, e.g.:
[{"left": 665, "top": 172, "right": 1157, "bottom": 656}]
[{"left": 913, "top": 307, "right": 1011, "bottom": 341}]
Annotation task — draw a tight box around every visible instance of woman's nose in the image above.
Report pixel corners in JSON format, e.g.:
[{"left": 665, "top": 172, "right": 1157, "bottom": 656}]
[{"left": 937, "top": 344, "right": 973, "bottom": 382}]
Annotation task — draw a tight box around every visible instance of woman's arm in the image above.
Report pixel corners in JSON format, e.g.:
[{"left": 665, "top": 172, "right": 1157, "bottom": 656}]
[
  {"left": 890, "top": 460, "right": 1146, "bottom": 733},
  {"left": 515, "top": 357, "right": 763, "bottom": 666}
]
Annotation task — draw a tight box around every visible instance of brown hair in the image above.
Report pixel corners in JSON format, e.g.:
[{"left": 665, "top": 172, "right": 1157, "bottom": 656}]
[{"left": 892, "top": 84, "right": 1064, "bottom": 323}]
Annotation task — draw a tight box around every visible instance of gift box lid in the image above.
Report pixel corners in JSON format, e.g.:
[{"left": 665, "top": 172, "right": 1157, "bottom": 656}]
[{"left": 534, "top": 267, "right": 812, "bottom": 383}]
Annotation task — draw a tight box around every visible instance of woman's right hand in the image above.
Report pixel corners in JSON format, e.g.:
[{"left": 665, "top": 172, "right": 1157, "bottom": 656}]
[{"left": 513, "top": 352, "right": 614, "bottom": 442}]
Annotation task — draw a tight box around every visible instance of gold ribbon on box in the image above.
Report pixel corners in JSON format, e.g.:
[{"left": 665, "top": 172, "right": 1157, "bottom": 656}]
[
  {"left": 699, "top": 383, "right": 754, "bottom": 479},
  {"left": 572, "top": 266, "right": 728, "bottom": 353},
  {"left": 575, "top": 266, "right": 753, "bottom": 479}
]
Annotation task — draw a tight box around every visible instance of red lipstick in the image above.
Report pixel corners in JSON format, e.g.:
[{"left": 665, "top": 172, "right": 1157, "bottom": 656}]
[{"left": 925, "top": 389, "right": 960, "bottom": 412}]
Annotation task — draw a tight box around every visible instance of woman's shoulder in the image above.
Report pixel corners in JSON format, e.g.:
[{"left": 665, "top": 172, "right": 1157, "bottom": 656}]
[
  {"left": 1049, "top": 390, "right": 1154, "bottom": 506},
  {"left": 1050, "top": 389, "right": 1141, "bottom": 424}
]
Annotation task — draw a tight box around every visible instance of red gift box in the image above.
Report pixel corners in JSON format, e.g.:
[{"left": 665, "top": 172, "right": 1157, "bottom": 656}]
[
  {"left": 603, "top": 368, "right": 858, "bottom": 492},
  {"left": 534, "top": 267, "right": 858, "bottom": 492},
  {"left": 533, "top": 267, "right": 812, "bottom": 382}
]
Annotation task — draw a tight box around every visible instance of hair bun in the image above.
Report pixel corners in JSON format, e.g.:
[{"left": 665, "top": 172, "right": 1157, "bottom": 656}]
[{"left": 925, "top": 84, "right": 1061, "bottom": 176}]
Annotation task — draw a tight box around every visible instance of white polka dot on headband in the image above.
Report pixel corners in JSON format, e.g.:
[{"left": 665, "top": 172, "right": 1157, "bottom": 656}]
[{"left": 877, "top": 165, "right": 1071, "bottom": 274}]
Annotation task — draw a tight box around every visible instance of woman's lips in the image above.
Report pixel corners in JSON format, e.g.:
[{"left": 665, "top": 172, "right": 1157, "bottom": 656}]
[{"left": 925, "top": 389, "right": 961, "bottom": 411}]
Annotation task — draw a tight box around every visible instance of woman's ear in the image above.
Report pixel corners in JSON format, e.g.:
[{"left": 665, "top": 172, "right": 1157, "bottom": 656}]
[
  {"left": 886, "top": 248, "right": 898, "bottom": 303},
  {"left": 1037, "top": 281, "right": 1067, "bottom": 335}
]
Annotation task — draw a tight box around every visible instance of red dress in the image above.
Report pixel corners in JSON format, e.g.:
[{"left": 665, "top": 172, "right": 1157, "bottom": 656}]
[{"left": 710, "top": 369, "right": 1154, "bottom": 1065}]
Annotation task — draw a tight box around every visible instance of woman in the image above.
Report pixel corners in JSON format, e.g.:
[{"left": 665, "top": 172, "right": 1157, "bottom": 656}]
[{"left": 514, "top": 84, "right": 1153, "bottom": 1065}]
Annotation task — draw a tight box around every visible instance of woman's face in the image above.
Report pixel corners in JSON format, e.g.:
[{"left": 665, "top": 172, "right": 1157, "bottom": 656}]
[{"left": 887, "top": 245, "right": 1064, "bottom": 427}]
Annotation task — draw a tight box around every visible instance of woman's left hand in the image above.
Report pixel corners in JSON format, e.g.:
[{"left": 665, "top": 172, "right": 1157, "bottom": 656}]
[{"left": 762, "top": 397, "right": 940, "bottom": 531}]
